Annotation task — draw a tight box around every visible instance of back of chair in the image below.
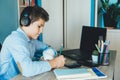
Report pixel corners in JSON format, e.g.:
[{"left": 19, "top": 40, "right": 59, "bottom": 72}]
[
  {"left": 38, "top": 33, "right": 43, "bottom": 42},
  {"left": 0, "top": 43, "right": 2, "bottom": 51}
]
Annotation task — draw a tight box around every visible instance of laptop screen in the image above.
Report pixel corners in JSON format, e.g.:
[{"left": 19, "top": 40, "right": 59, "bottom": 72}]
[{"left": 80, "top": 26, "right": 107, "bottom": 59}]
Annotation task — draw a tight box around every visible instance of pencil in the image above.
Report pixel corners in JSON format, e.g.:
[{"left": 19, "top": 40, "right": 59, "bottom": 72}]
[
  {"left": 59, "top": 44, "right": 63, "bottom": 55},
  {"left": 95, "top": 44, "right": 101, "bottom": 53}
]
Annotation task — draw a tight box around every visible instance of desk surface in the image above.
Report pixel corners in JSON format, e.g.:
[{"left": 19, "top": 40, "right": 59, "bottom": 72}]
[{"left": 12, "top": 50, "right": 116, "bottom": 80}]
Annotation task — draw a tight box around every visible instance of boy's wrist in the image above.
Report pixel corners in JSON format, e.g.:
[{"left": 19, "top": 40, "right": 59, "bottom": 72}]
[{"left": 49, "top": 59, "right": 57, "bottom": 69}]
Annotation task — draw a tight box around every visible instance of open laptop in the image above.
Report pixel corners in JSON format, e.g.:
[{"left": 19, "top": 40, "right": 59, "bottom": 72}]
[{"left": 62, "top": 26, "right": 107, "bottom": 67}]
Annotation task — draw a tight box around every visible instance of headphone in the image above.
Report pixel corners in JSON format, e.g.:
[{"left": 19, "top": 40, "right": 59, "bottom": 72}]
[{"left": 20, "top": 13, "right": 31, "bottom": 26}]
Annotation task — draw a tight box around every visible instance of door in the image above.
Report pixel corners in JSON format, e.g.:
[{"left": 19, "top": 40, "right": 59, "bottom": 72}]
[
  {"left": 64, "top": 0, "right": 91, "bottom": 49},
  {"left": 42, "top": 0, "right": 63, "bottom": 50}
]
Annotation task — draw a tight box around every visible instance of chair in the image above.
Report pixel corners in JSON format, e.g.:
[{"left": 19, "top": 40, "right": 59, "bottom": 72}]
[
  {"left": 38, "top": 33, "right": 43, "bottom": 42},
  {"left": 0, "top": 43, "right": 2, "bottom": 51},
  {"left": 33, "top": 33, "right": 43, "bottom": 61}
]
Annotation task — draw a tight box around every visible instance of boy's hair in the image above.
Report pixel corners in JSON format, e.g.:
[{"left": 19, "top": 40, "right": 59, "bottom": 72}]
[{"left": 20, "top": 6, "right": 49, "bottom": 26}]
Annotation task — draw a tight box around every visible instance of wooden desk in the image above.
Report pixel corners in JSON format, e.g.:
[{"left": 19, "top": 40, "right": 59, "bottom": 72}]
[{"left": 12, "top": 50, "right": 116, "bottom": 80}]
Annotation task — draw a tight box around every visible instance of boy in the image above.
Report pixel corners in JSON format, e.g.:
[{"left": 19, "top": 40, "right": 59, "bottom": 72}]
[{"left": 0, "top": 6, "right": 65, "bottom": 80}]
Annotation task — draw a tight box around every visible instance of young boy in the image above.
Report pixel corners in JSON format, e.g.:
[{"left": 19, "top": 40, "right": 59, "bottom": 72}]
[{"left": 0, "top": 6, "right": 65, "bottom": 80}]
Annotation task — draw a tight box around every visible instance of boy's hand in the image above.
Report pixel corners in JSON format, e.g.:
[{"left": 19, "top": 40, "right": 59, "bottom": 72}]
[{"left": 49, "top": 55, "right": 65, "bottom": 68}]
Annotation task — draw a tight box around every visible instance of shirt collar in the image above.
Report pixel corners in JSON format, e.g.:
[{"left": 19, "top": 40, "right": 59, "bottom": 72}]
[{"left": 17, "top": 27, "right": 31, "bottom": 42}]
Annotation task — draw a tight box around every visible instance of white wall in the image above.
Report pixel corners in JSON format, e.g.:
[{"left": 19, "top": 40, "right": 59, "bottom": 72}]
[
  {"left": 106, "top": 29, "right": 120, "bottom": 80},
  {"left": 107, "top": 29, "right": 120, "bottom": 50},
  {"left": 42, "top": 0, "right": 63, "bottom": 50},
  {"left": 64, "top": 0, "right": 91, "bottom": 49},
  {"left": 42, "top": 0, "right": 91, "bottom": 50}
]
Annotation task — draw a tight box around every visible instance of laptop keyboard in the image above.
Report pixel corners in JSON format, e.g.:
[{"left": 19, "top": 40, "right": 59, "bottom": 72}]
[{"left": 62, "top": 49, "right": 82, "bottom": 60}]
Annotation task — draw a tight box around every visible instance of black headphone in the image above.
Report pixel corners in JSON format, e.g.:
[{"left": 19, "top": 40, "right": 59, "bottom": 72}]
[{"left": 20, "top": 13, "right": 31, "bottom": 26}]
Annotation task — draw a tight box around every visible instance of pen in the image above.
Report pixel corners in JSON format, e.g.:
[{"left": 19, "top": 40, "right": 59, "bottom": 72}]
[
  {"left": 95, "top": 44, "right": 101, "bottom": 53},
  {"left": 59, "top": 44, "right": 63, "bottom": 55},
  {"left": 95, "top": 44, "right": 104, "bottom": 64}
]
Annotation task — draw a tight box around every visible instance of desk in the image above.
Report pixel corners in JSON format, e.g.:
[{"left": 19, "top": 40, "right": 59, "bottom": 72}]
[{"left": 12, "top": 50, "right": 116, "bottom": 80}]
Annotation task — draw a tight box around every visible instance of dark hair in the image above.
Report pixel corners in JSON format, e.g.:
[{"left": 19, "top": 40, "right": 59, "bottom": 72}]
[{"left": 20, "top": 6, "right": 49, "bottom": 26}]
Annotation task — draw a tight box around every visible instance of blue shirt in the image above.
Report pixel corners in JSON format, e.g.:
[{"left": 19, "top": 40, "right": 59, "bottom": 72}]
[{"left": 0, "top": 27, "right": 55, "bottom": 79}]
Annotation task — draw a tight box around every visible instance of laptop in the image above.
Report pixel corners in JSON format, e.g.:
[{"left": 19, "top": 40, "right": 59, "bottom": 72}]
[{"left": 62, "top": 26, "right": 107, "bottom": 67}]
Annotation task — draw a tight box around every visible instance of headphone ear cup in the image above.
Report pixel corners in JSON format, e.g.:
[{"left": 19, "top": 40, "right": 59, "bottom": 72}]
[{"left": 21, "top": 17, "right": 31, "bottom": 26}]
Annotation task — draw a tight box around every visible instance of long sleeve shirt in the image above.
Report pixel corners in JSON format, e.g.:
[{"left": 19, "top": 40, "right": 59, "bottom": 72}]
[{"left": 0, "top": 27, "right": 55, "bottom": 80}]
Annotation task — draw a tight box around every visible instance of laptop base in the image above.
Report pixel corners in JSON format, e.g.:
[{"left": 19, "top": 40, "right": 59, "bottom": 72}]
[
  {"left": 62, "top": 49, "right": 99, "bottom": 67},
  {"left": 77, "top": 60, "right": 99, "bottom": 67},
  {"left": 65, "top": 62, "right": 81, "bottom": 68}
]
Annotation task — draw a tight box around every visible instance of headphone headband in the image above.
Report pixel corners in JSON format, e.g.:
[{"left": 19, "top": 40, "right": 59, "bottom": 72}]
[{"left": 20, "top": 7, "right": 33, "bottom": 26}]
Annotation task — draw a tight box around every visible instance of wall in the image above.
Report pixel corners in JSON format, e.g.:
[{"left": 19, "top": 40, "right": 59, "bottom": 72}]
[
  {"left": 42, "top": 0, "right": 92, "bottom": 50},
  {"left": 0, "top": 0, "right": 18, "bottom": 43},
  {"left": 64, "top": 0, "right": 91, "bottom": 49},
  {"left": 42, "top": 0, "right": 63, "bottom": 50},
  {"left": 106, "top": 29, "right": 120, "bottom": 80}
]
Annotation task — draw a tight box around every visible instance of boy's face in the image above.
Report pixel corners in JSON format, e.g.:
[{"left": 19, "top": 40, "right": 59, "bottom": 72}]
[{"left": 27, "top": 18, "right": 45, "bottom": 39}]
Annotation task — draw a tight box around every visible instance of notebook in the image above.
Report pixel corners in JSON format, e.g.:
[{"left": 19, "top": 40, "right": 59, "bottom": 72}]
[
  {"left": 53, "top": 68, "right": 91, "bottom": 79},
  {"left": 62, "top": 26, "right": 107, "bottom": 67},
  {"left": 54, "top": 67, "right": 107, "bottom": 80}
]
